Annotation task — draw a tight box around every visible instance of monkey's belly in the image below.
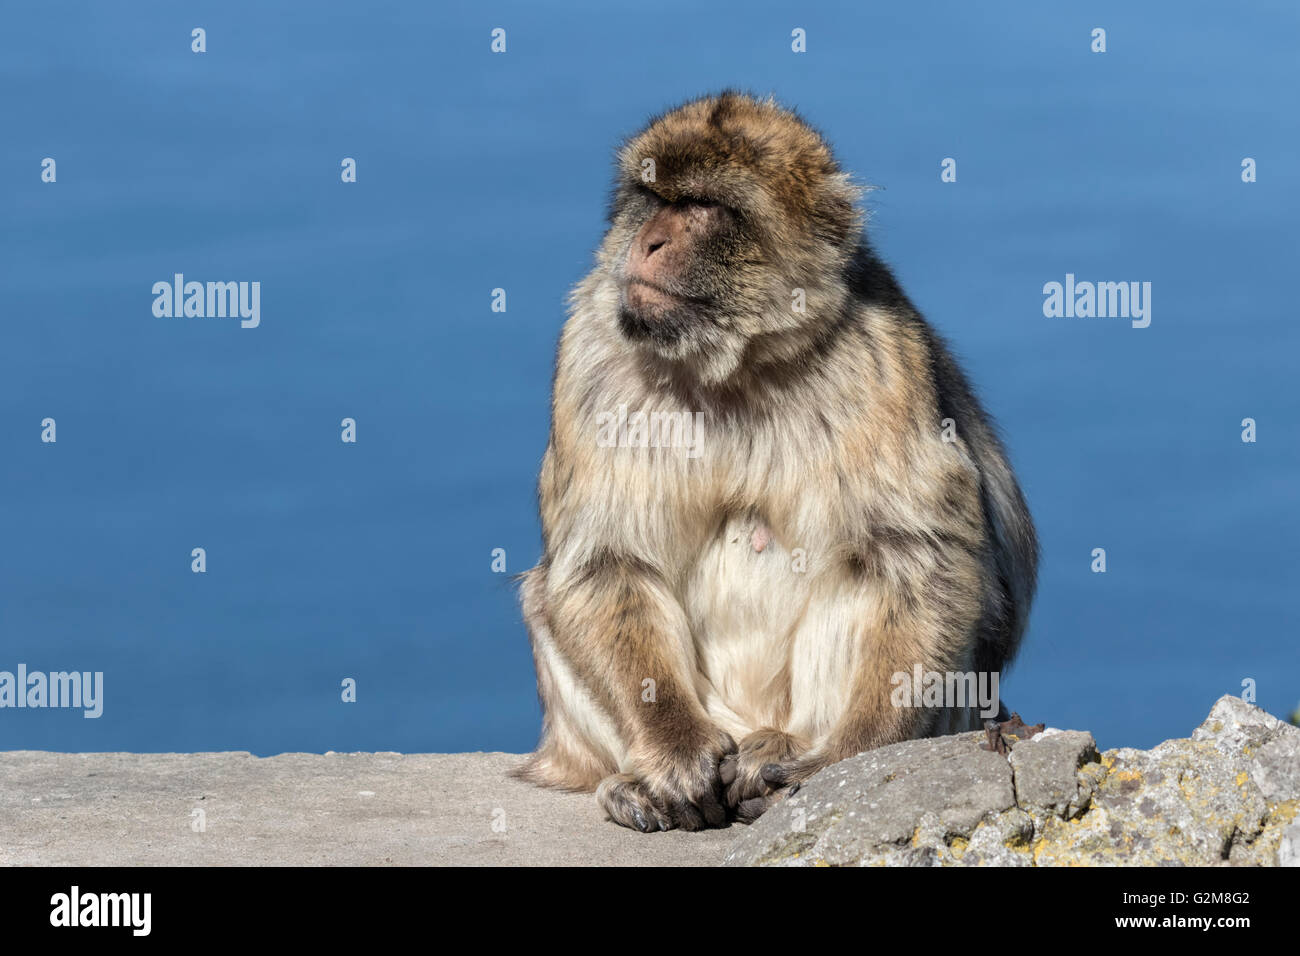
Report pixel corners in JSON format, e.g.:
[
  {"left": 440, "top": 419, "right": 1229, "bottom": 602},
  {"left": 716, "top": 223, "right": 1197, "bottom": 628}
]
[{"left": 684, "top": 516, "right": 855, "bottom": 741}]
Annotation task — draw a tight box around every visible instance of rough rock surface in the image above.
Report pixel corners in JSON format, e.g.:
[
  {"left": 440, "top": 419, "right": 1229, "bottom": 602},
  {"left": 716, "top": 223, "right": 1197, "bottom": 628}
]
[{"left": 725, "top": 696, "right": 1300, "bottom": 867}]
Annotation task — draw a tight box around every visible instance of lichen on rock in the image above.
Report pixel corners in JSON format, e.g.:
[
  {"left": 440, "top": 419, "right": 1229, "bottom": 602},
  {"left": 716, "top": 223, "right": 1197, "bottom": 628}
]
[{"left": 724, "top": 696, "right": 1300, "bottom": 867}]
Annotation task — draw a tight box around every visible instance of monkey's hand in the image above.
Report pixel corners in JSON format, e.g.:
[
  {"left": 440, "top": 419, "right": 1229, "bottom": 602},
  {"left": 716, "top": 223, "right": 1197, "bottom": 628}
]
[
  {"left": 606, "top": 728, "right": 735, "bottom": 832},
  {"left": 719, "top": 729, "right": 812, "bottom": 823}
]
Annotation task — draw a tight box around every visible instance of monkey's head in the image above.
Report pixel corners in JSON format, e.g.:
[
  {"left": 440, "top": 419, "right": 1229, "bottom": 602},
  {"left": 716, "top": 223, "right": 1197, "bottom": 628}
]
[{"left": 599, "top": 91, "right": 863, "bottom": 384}]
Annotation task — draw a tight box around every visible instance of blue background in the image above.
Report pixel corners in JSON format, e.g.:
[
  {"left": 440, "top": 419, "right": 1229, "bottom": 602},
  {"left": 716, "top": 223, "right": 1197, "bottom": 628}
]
[{"left": 2, "top": 1, "right": 1296, "bottom": 755}]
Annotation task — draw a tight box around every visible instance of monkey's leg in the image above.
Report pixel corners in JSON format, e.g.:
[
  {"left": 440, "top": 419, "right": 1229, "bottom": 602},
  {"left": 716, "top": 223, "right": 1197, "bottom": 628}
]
[
  {"left": 515, "top": 567, "right": 623, "bottom": 791},
  {"left": 547, "top": 556, "right": 736, "bottom": 831},
  {"left": 719, "top": 728, "right": 810, "bottom": 823},
  {"left": 761, "top": 545, "right": 984, "bottom": 800}
]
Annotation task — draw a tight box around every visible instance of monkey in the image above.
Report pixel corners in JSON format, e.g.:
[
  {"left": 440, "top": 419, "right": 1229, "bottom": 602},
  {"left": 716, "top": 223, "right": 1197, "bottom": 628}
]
[{"left": 515, "top": 92, "right": 1037, "bottom": 832}]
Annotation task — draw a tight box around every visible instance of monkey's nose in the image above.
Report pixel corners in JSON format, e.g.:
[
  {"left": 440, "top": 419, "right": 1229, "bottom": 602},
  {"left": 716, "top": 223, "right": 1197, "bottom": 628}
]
[{"left": 642, "top": 230, "right": 670, "bottom": 258}]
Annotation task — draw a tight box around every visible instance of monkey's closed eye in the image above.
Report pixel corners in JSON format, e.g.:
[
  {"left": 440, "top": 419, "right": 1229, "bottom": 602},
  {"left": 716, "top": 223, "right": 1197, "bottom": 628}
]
[{"left": 634, "top": 184, "right": 667, "bottom": 204}]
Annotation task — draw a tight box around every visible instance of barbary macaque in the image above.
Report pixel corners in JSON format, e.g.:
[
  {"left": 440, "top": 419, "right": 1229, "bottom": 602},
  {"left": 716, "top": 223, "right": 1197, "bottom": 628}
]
[{"left": 517, "top": 92, "right": 1037, "bottom": 831}]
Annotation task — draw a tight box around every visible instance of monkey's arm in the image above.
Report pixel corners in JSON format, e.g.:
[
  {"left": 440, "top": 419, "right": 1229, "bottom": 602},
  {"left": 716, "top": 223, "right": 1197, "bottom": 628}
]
[
  {"left": 540, "top": 547, "right": 734, "bottom": 828},
  {"left": 532, "top": 365, "right": 736, "bottom": 826}
]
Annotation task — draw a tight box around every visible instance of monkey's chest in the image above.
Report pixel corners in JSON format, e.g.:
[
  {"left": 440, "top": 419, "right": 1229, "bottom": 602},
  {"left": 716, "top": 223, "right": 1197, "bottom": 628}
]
[{"left": 682, "top": 514, "right": 812, "bottom": 726}]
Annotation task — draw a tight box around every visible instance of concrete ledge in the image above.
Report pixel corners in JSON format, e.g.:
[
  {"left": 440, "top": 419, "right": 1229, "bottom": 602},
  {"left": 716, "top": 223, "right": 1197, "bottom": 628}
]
[
  {"left": 11, "top": 698, "right": 1292, "bottom": 867},
  {"left": 0, "top": 751, "right": 735, "bottom": 866}
]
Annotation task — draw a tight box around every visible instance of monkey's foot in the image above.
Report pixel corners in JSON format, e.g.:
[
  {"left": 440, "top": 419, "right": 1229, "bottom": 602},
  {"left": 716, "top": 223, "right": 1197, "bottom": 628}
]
[
  {"left": 720, "top": 729, "right": 809, "bottom": 823},
  {"left": 595, "top": 773, "right": 673, "bottom": 832},
  {"left": 738, "top": 752, "right": 835, "bottom": 822},
  {"left": 979, "top": 712, "right": 1045, "bottom": 755}
]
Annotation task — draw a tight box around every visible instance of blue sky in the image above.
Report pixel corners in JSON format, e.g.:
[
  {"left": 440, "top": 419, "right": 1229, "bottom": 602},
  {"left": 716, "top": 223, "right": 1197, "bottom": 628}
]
[{"left": 1, "top": 1, "right": 1296, "bottom": 754}]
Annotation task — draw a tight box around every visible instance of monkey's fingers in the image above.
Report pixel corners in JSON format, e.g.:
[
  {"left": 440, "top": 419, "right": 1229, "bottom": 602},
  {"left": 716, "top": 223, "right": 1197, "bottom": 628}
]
[
  {"left": 735, "top": 796, "right": 773, "bottom": 824},
  {"left": 596, "top": 774, "right": 672, "bottom": 832},
  {"left": 670, "top": 800, "right": 708, "bottom": 831},
  {"left": 760, "top": 756, "right": 823, "bottom": 790},
  {"left": 719, "top": 753, "right": 739, "bottom": 787},
  {"left": 760, "top": 762, "right": 792, "bottom": 786},
  {"left": 723, "top": 759, "right": 775, "bottom": 808},
  {"left": 723, "top": 729, "right": 808, "bottom": 809},
  {"left": 658, "top": 789, "right": 727, "bottom": 831},
  {"left": 682, "top": 787, "right": 729, "bottom": 829},
  {"left": 636, "top": 730, "right": 735, "bottom": 830},
  {"left": 734, "top": 785, "right": 800, "bottom": 824},
  {"left": 647, "top": 770, "right": 730, "bottom": 830},
  {"left": 701, "top": 789, "right": 728, "bottom": 827}
]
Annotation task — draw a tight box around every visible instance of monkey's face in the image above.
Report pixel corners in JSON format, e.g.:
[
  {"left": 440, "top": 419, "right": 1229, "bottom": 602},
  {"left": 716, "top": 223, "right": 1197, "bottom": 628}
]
[
  {"left": 599, "top": 92, "right": 863, "bottom": 383},
  {"left": 614, "top": 189, "right": 748, "bottom": 348}
]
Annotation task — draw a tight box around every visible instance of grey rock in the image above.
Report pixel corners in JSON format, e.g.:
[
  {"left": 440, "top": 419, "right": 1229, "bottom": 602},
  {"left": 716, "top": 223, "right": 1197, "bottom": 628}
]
[
  {"left": 728, "top": 697, "right": 1299, "bottom": 867},
  {"left": 1192, "top": 694, "right": 1288, "bottom": 755},
  {"left": 1008, "top": 730, "right": 1100, "bottom": 818},
  {"left": 1032, "top": 739, "right": 1272, "bottom": 866},
  {"left": 1192, "top": 693, "right": 1300, "bottom": 804},
  {"left": 1246, "top": 731, "right": 1300, "bottom": 804},
  {"left": 960, "top": 807, "right": 1036, "bottom": 866},
  {"left": 724, "top": 733, "right": 1015, "bottom": 867},
  {"left": 1280, "top": 820, "right": 1300, "bottom": 867}
]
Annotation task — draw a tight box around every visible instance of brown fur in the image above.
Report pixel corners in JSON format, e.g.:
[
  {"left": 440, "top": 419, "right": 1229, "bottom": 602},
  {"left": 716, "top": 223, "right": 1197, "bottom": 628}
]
[{"left": 515, "top": 92, "right": 1038, "bottom": 831}]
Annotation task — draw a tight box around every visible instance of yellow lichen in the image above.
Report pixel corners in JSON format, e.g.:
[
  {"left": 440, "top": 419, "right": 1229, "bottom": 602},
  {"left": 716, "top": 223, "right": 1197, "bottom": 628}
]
[
  {"left": 1002, "top": 826, "right": 1031, "bottom": 850},
  {"left": 1269, "top": 798, "right": 1299, "bottom": 826},
  {"left": 1032, "top": 838, "right": 1048, "bottom": 865}
]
